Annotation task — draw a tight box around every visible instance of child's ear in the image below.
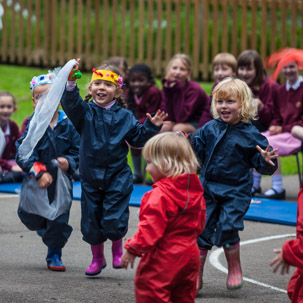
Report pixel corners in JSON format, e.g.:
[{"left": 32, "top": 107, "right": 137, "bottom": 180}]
[
  {"left": 13, "top": 106, "right": 18, "bottom": 113},
  {"left": 115, "top": 87, "right": 123, "bottom": 98}
]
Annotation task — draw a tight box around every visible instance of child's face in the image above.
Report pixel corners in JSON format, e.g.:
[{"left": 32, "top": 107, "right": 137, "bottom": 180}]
[
  {"left": 129, "top": 72, "right": 151, "bottom": 96},
  {"left": 237, "top": 61, "right": 256, "bottom": 86},
  {"left": 213, "top": 64, "right": 235, "bottom": 82},
  {"left": 89, "top": 79, "right": 122, "bottom": 106},
  {"left": 215, "top": 95, "right": 241, "bottom": 125},
  {"left": 0, "top": 96, "right": 16, "bottom": 124},
  {"left": 282, "top": 62, "right": 299, "bottom": 84},
  {"left": 146, "top": 161, "right": 164, "bottom": 183},
  {"left": 32, "top": 84, "right": 52, "bottom": 109},
  {"left": 167, "top": 59, "right": 190, "bottom": 85}
]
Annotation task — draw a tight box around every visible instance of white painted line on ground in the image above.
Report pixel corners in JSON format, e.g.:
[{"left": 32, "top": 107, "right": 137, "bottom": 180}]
[
  {"left": 209, "top": 233, "right": 296, "bottom": 294},
  {"left": 0, "top": 194, "right": 19, "bottom": 199}
]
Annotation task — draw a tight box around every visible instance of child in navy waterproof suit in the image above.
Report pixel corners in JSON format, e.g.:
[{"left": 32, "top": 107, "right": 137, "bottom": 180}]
[
  {"left": 16, "top": 72, "right": 80, "bottom": 271},
  {"left": 191, "top": 78, "right": 278, "bottom": 293},
  {"left": 61, "top": 59, "right": 167, "bottom": 276}
]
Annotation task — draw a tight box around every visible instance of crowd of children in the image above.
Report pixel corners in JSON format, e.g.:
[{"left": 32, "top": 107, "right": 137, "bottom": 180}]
[{"left": 3, "top": 48, "right": 303, "bottom": 302}]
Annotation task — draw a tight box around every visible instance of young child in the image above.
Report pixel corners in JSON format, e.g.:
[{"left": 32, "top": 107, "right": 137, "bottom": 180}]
[
  {"left": 270, "top": 186, "right": 303, "bottom": 303},
  {"left": 126, "top": 63, "right": 162, "bottom": 184},
  {"left": 161, "top": 53, "right": 211, "bottom": 133},
  {"left": 60, "top": 59, "right": 167, "bottom": 276},
  {"left": 0, "top": 91, "right": 24, "bottom": 183},
  {"left": 198, "top": 52, "right": 237, "bottom": 128},
  {"left": 253, "top": 51, "right": 303, "bottom": 199},
  {"left": 237, "top": 49, "right": 280, "bottom": 133},
  {"left": 121, "top": 132, "right": 206, "bottom": 303},
  {"left": 16, "top": 72, "right": 80, "bottom": 271},
  {"left": 191, "top": 77, "right": 278, "bottom": 292}
]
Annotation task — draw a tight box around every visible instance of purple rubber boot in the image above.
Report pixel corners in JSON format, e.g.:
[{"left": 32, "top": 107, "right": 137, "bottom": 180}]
[
  {"left": 112, "top": 239, "right": 123, "bottom": 269},
  {"left": 85, "top": 243, "right": 107, "bottom": 276},
  {"left": 224, "top": 242, "right": 243, "bottom": 290}
]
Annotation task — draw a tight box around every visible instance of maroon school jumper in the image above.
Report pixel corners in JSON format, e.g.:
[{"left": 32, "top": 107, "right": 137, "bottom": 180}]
[
  {"left": 126, "top": 84, "right": 162, "bottom": 125},
  {"left": 251, "top": 77, "right": 280, "bottom": 130},
  {"left": 0, "top": 120, "right": 20, "bottom": 171},
  {"left": 162, "top": 79, "right": 209, "bottom": 125},
  {"left": 271, "top": 82, "right": 303, "bottom": 132}
]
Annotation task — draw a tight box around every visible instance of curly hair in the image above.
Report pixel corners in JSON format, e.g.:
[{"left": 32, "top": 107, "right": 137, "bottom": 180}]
[{"left": 211, "top": 77, "right": 257, "bottom": 123}]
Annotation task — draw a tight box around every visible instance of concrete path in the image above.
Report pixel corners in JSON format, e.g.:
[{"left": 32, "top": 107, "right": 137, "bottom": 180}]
[{"left": 0, "top": 175, "right": 299, "bottom": 302}]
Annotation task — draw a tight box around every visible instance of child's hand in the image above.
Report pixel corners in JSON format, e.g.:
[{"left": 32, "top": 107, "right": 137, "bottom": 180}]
[
  {"left": 270, "top": 248, "right": 290, "bottom": 275},
  {"left": 256, "top": 144, "right": 279, "bottom": 166},
  {"left": 57, "top": 157, "right": 69, "bottom": 172},
  {"left": 38, "top": 172, "right": 53, "bottom": 189},
  {"left": 269, "top": 125, "right": 282, "bottom": 136},
  {"left": 146, "top": 110, "right": 168, "bottom": 127},
  {"left": 121, "top": 250, "right": 136, "bottom": 269},
  {"left": 11, "top": 164, "right": 23, "bottom": 172},
  {"left": 68, "top": 58, "right": 81, "bottom": 81}
]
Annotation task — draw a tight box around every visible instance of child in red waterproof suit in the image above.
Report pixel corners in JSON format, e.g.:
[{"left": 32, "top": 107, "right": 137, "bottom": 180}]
[
  {"left": 121, "top": 132, "right": 206, "bottom": 303},
  {"left": 270, "top": 187, "right": 303, "bottom": 303}
]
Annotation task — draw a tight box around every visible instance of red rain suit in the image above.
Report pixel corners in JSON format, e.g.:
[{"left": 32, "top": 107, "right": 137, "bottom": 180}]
[
  {"left": 125, "top": 174, "right": 206, "bottom": 303},
  {"left": 283, "top": 187, "right": 303, "bottom": 303}
]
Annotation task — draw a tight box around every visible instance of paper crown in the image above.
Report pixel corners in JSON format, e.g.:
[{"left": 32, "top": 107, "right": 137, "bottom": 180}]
[
  {"left": 91, "top": 68, "right": 123, "bottom": 87},
  {"left": 30, "top": 72, "right": 55, "bottom": 92}
]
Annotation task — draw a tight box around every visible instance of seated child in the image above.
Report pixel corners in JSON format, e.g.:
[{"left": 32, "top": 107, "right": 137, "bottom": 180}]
[
  {"left": 198, "top": 52, "right": 237, "bottom": 128},
  {"left": 16, "top": 71, "right": 80, "bottom": 271},
  {"left": 0, "top": 91, "right": 24, "bottom": 183},
  {"left": 270, "top": 186, "right": 303, "bottom": 303},
  {"left": 121, "top": 132, "right": 206, "bottom": 303},
  {"left": 254, "top": 51, "right": 303, "bottom": 199},
  {"left": 126, "top": 63, "right": 162, "bottom": 184},
  {"left": 161, "top": 53, "right": 210, "bottom": 133}
]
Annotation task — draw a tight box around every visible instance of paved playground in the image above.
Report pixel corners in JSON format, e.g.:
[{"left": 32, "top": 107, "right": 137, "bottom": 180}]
[{"left": 0, "top": 175, "right": 299, "bottom": 302}]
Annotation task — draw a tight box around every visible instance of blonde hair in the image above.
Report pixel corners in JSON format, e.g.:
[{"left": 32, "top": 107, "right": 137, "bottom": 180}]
[
  {"left": 211, "top": 77, "right": 257, "bottom": 123},
  {"left": 142, "top": 132, "right": 199, "bottom": 179},
  {"left": 166, "top": 53, "right": 192, "bottom": 77},
  {"left": 212, "top": 52, "right": 237, "bottom": 73}
]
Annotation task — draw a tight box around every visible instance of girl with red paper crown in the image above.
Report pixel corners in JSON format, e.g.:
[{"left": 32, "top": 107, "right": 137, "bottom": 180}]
[{"left": 61, "top": 59, "right": 167, "bottom": 276}]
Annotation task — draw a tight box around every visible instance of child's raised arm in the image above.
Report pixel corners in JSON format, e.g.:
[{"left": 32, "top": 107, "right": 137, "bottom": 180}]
[
  {"left": 68, "top": 58, "right": 81, "bottom": 81},
  {"left": 256, "top": 144, "right": 279, "bottom": 167},
  {"left": 146, "top": 109, "right": 168, "bottom": 127}
]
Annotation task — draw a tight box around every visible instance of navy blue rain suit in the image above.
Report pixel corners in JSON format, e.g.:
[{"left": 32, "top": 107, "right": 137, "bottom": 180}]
[
  {"left": 191, "top": 119, "right": 277, "bottom": 249},
  {"left": 16, "top": 110, "right": 80, "bottom": 249},
  {"left": 61, "top": 87, "right": 161, "bottom": 245}
]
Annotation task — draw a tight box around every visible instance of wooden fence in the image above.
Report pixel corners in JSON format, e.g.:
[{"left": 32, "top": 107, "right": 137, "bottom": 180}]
[{"left": 0, "top": 0, "right": 302, "bottom": 80}]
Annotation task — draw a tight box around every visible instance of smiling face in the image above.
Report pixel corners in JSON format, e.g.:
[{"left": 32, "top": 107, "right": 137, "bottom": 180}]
[
  {"left": 281, "top": 61, "right": 299, "bottom": 85},
  {"left": 89, "top": 79, "right": 122, "bottom": 106},
  {"left": 213, "top": 64, "right": 235, "bottom": 82},
  {"left": 237, "top": 61, "right": 256, "bottom": 86},
  {"left": 0, "top": 95, "right": 16, "bottom": 126},
  {"left": 129, "top": 72, "right": 151, "bottom": 97},
  {"left": 166, "top": 58, "right": 191, "bottom": 85},
  {"left": 215, "top": 95, "right": 241, "bottom": 125}
]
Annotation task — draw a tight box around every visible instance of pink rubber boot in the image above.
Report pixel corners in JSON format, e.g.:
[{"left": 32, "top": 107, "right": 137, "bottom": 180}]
[
  {"left": 112, "top": 239, "right": 123, "bottom": 269},
  {"left": 196, "top": 248, "right": 208, "bottom": 294},
  {"left": 85, "top": 243, "right": 107, "bottom": 276},
  {"left": 224, "top": 242, "right": 243, "bottom": 290}
]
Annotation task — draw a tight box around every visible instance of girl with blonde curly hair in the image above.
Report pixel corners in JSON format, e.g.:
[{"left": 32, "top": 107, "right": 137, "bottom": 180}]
[{"left": 191, "top": 77, "right": 279, "bottom": 293}]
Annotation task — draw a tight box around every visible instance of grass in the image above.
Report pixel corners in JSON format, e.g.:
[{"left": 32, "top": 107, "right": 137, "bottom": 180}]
[{"left": 0, "top": 64, "right": 298, "bottom": 176}]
